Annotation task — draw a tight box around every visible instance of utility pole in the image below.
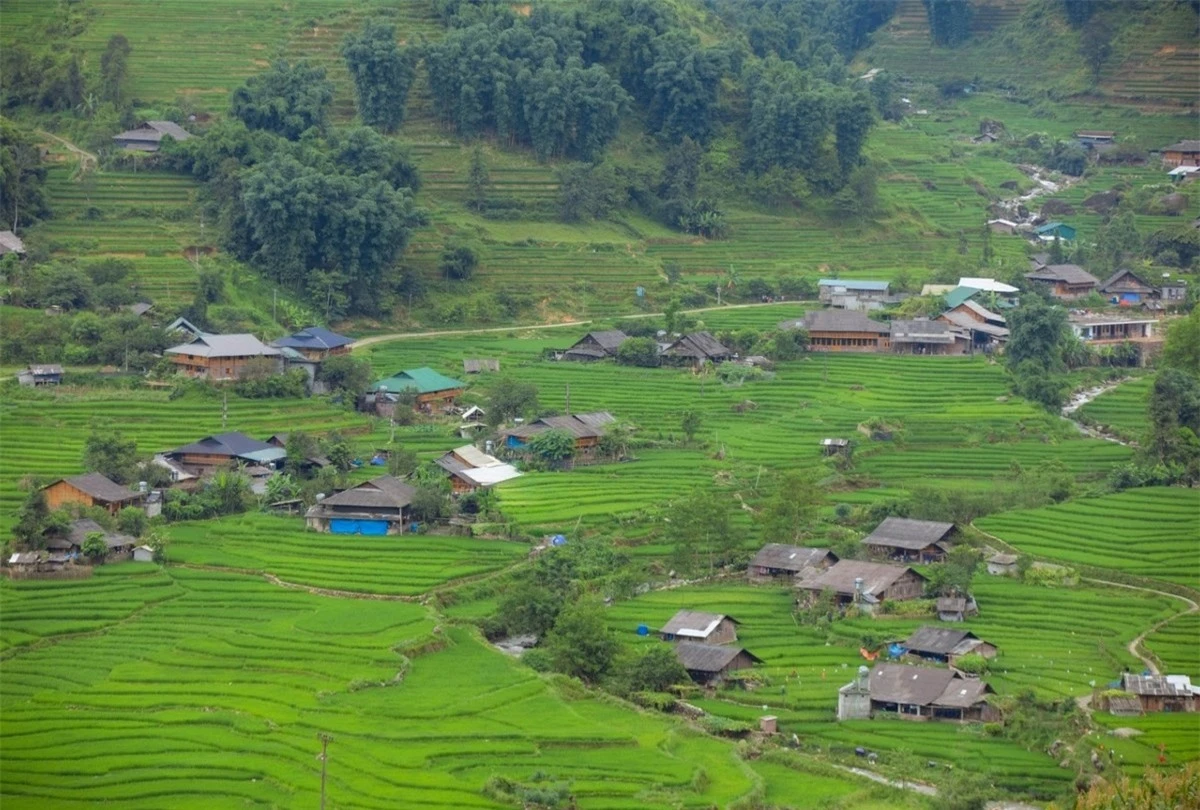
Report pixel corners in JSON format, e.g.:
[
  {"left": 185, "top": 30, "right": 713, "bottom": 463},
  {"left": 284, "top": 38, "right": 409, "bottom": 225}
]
[
  {"left": 317, "top": 733, "right": 333, "bottom": 810},
  {"left": 273, "top": 288, "right": 278, "bottom": 323},
  {"left": 221, "top": 390, "right": 228, "bottom": 430},
  {"left": 564, "top": 382, "right": 570, "bottom": 414}
]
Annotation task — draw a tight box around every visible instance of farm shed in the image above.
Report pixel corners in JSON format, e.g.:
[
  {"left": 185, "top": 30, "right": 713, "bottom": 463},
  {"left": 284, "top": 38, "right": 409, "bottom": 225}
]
[
  {"left": 434, "top": 445, "right": 521, "bottom": 493},
  {"left": 112, "top": 120, "right": 192, "bottom": 151},
  {"left": 796, "top": 560, "right": 927, "bottom": 609},
  {"left": 862, "top": 517, "right": 955, "bottom": 563},
  {"left": 42, "top": 473, "right": 143, "bottom": 516},
  {"left": 660, "top": 332, "right": 733, "bottom": 367},
  {"left": 165, "top": 432, "right": 286, "bottom": 474},
  {"left": 936, "top": 596, "right": 979, "bottom": 622},
  {"left": 1160, "top": 139, "right": 1200, "bottom": 167},
  {"left": 1120, "top": 674, "right": 1196, "bottom": 713},
  {"left": 370, "top": 368, "right": 466, "bottom": 413},
  {"left": 889, "top": 319, "right": 968, "bottom": 355},
  {"left": 986, "top": 553, "right": 1019, "bottom": 576},
  {"left": 133, "top": 546, "right": 155, "bottom": 562},
  {"left": 866, "top": 663, "right": 996, "bottom": 722},
  {"left": 305, "top": 475, "right": 417, "bottom": 535},
  {"left": 673, "top": 642, "right": 762, "bottom": 686},
  {"left": 1024, "top": 264, "right": 1099, "bottom": 300},
  {"left": 987, "top": 219, "right": 1018, "bottom": 234},
  {"left": 659, "top": 610, "right": 739, "bottom": 644},
  {"left": 562, "top": 330, "right": 628, "bottom": 361},
  {"left": 17, "top": 364, "right": 63, "bottom": 386},
  {"left": 0, "top": 229, "right": 27, "bottom": 255},
  {"left": 502, "top": 411, "right": 616, "bottom": 457},
  {"left": 463, "top": 358, "right": 500, "bottom": 374},
  {"left": 126, "top": 302, "right": 154, "bottom": 317},
  {"left": 1160, "top": 278, "right": 1188, "bottom": 308},
  {"left": 1076, "top": 130, "right": 1115, "bottom": 148},
  {"left": 164, "top": 333, "right": 282, "bottom": 381},
  {"left": 820, "top": 438, "right": 851, "bottom": 456},
  {"left": 783, "top": 310, "right": 890, "bottom": 353},
  {"left": 901, "top": 627, "right": 997, "bottom": 665},
  {"left": 817, "top": 279, "right": 892, "bottom": 311},
  {"left": 838, "top": 666, "right": 872, "bottom": 720},
  {"left": 747, "top": 544, "right": 837, "bottom": 583},
  {"left": 1098, "top": 269, "right": 1156, "bottom": 306},
  {"left": 271, "top": 326, "right": 353, "bottom": 361}
]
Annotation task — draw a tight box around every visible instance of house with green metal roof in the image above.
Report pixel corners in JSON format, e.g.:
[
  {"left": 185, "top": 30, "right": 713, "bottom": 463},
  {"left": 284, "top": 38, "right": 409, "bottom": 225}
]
[
  {"left": 1033, "top": 222, "right": 1076, "bottom": 242},
  {"left": 370, "top": 367, "right": 466, "bottom": 413}
]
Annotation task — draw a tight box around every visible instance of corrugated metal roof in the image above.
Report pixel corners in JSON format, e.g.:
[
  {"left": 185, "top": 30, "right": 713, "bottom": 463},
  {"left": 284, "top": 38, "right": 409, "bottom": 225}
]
[
  {"left": 798, "top": 560, "right": 925, "bottom": 597},
  {"left": 318, "top": 476, "right": 416, "bottom": 509},
  {"left": 372, "top": 367, "right": 465, "bottom": 395},
  {"left": 1026, "top": 264, "right": 1099, "bottom": 285},
  {"left": 818, "top": 279, "right": 890, "bottom": 291},
  {"left": 904, "top": 626, "right": 978, "bottom": 656},
  {"left": 165, "top": 334, "right": 280, "bottom": 359},
  {"left": 660, "top": 610, "right": 736, "bottom": 638},
  {"left": 750, "top": 544, "right": 835, "bottom": 573},
  {"left": 272, "top": 326, "right": 354, "bottom": 351},
  {"left": 800, "top": 310, "right": 890, "bottom": 334}
]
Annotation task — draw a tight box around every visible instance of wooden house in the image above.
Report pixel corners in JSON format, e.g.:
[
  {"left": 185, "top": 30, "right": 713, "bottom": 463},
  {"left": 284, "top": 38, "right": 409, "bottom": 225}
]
[
  {"left": 434, "top": 445, "right": 521, "bottom": 493},
  {"left": 783, "top": 310, "right": 890, "bottom": 353},
  {"left": 305, "top": 475, "right": 417, "bottom": 535},
  {"left": 938, "top": 300, "right": 1009, "bottom": 349},
  {"left": 0, "top": 230, "right": 26, "bottom": 256},
  {"left": 46, "top": 518, "right": 136, "bottom": 558},
  {"left": 1098, "top": 268, "right": 1156, "bottom": 306},
  {"left": 902, "top": 627, "right": 997, "bottom": 665},
  {"left": 748, "top": 544, "right": 837, "bottom": 583},
  {"left": 862, "top": 517, "right": 955, "bottom": 563},
  {"left": 17, "top": 364, "right": 64, "bottom": 386},
  {"left": 796, "top": 560, "right": 927, "bottom": 608},
  {"left": 889, "top": 319, "right": 968, "bottom": 355},
  {"left": 370, "top": 367, "right": 466, "bottom": 413},
  {"left": 936, "top": 596, "right": 979, "bottom": 622},
  {"left": 501, "top": 411, "right": 616, "bottom": 458},
  {"left": 660, "top": 332, "right": 732, "bottom": 367},
  {"left": 659, "top": 610, "right": 739, "bottom": 645},
  {"left": 164, "top": 432, "right": 286, "bottom": 475},
  {"left": 1161, "top": 139, "right": 1200, "bottom": 168},
  {"left": 562, "top": 330, "right": 628, "bottom": 361},
  {"left": 1024, "top": 264, "right": 1099, "bottom": 300},
  {"left": 1159, "top": 278, "right": 1188, "bottom": 308},
  {"left": 271, "top": 326, "right": 353, "bottom": 361},
  {"left": 673, "top": 642, "right": 763, "bottom": 686},
  {"left": 164, "top": 333, "right": 282, "bottom": 380},
  {"left": 1120, "top": 674, "right": 1196, "bottom": 713},
  {"left": 1076, "top": 130, "right": 1115, "bottom": 150},
  {"left": 112, "top": 120, "right": 192, "bottom": 152},
  {"left": 42, "top": 473, "right": 143, "bottom": 516},
  {"left": 859, "top": 663, "right": 996, "bottom": 722},
  {"left": 818, "top": 279, "right": 892, "bottom": 311},
  {"left": 1068, "top": 314, "right": 1157, "bottom": 344}
]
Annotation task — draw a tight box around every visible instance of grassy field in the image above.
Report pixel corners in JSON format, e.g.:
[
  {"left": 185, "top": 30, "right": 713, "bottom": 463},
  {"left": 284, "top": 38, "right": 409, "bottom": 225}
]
[
  {"left": 1, "top": 564, "right": 905, "bottom": 809},
  {"left": 975, "top": 487, "right": 1200, "bottom": 589},
  {"left": 1077, "top": 376, "right": 1153, "bottom": 442}
]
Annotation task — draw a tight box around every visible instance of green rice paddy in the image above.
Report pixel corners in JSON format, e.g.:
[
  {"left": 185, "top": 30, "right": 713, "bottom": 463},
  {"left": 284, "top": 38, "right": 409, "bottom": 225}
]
[{"left": 1076, "top": 376, "right": 1154, "bottom": 442}]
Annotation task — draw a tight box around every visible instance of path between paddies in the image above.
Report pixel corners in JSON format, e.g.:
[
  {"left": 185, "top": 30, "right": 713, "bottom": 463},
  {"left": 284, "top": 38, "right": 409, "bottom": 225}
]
[{"left": 38, "top": 130, "right": 98, "bottom": 172}]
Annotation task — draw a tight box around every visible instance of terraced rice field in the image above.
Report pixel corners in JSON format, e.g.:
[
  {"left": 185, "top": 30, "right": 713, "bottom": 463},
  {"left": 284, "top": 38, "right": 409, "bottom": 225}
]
[
  {"left": 976, "top": 487, "right": 1200, "bottom": 589},
  {"left": 2, "top": 564, "right": 883, "bottom": 809},
  {"left": 1144, "top": 612, "right": 1200, "bottom": 678},
  {"left": 605, "top": 575, "right": 1181, "bottom": 796},
  {"left": 1076, "top": 376, "right": 1152, "bottom": 442},
  {"left": 170, "top": 513, "right": 526, "bottom": 596},
  {"left": 0, "top": 388, "right": 370, "bottom": 532}
]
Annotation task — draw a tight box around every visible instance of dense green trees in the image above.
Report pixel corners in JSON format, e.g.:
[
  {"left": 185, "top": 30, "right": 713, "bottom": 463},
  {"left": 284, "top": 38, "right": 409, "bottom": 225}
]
[
  {"left": 231, "top": 60, "right": 334, "bottom": 139},
  {"left": 99, "top": 34, "right": 132, "bottom": 105},
  {"left": 1006, "top": 297, "right": 1072, "bottom": 410},
  {"left": 343, "top": 20, "right": 417, "bottom": 132},
  {"left": 924, "top": 0, "right": 974, "bottom": 47},
  {"left": 83, "top": 427, "right": 141, "bottom": 484},
  {"left": 486, "top": 378, "right": 539, "bottom": 426},
  {"left": 0, "top": 118, "right": 50, "bottom": 231}
]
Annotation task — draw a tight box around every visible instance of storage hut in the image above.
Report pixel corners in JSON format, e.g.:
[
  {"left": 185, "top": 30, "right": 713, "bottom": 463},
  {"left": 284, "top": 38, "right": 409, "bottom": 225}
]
[
  {"left": 562, "top": 330, "right": 628, "bottom": 361},
  {"left": 986, "top": 553, "right": 1019, "bottom": 576},
  {"left": 862, "top": 517, "right": 955, "bottom": 563},
  {"left": 1120, "top": 674, "right": 1196, "bottom": 713},
  {"left": 673, "top": 642, "right": 763, "bottom": 686},
  {"left": 133, "top": 545, "right": 155, "bottom": 562},
  {"left": 1161, "top": 139, "right": 1200, "bottom": 168},
  {"left": 936, "top": 596, "right": 979, "bottom": 622},
  {"left": 659, "top": 610, "right": 739, "bottom": 644},
  {"left": 112, "top": 120, "right": 192, "bottom": 151},
  {"left": 660, "top": 332, "right": 733, "bottom": 367},
  {"left": 889, "top": 319, "right": 968, "bottom": 355},
  {"left": 17, "top": 364, "right": 64, "bottom": 386}
]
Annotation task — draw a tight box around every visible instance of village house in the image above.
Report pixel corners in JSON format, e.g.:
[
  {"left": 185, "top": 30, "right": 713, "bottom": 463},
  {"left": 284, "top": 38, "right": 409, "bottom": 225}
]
[
  {"left": 673, "top": 641, "right": 763, "bottom": 686},
  {"left": 369, "top": 367, "right": 466, "bottom": 413},
  {"left": 561, "top": 330, "right": 629, "bottom": 361},
  {"left": 164, "top": 432, "right": 286, "bottom": 475},
  {"left": 42, "top": 473, "right": 143, "bottom": 516},
  {"left": 1024, "top": 264, "right": 1100, "bottom": 300},
  {"left": 1097, "top": 268, "right": 1156, "bottom": 307},
  {"left": 1033, "top": 222, "right": 1077, "bottom": 242},
  {"left": 1068, "top": 314, "right": 1157, "bottom": 344},
  {"left": 796, "top": 560, "right": 927, "bottom": 609},
  {"left": 45, "top": 518, "right": 136, "bottom": 559},
  {"left": 501, "top": 411, "right": 616, "bottom": 458},
  {"left": 1120, "top": 674, "right": 1197, "bottom": 713},
  {"left": 6, "top": 550, "right": 78, "bottom": 577},
  {"left": 17, "top": 364, "right": 64, "bottom": 387},
  {"left": 936, "top": 595, "right": 979, "bottom": 622},
  {"left": 126, "top": 302, "right": 154, "bottom": 317},
  {"left": 660, "top": 332, "right": 733, "bottom": 367},
  {"left": 747, "top": 544, "right": 838, "bottom": 583},
  {"left": 0, "top": 229, "right": 27, "bottom": 256},
  {"left": 945, "top": 278, "right": 1019, "bottom": 310},
  {"left": 862, "top": 517, "right": 955, "bottom": 563},
  {"left": 1076, "top": 130, "right": 1116, "bottom": 151},
  {"left": 889, "top": 319, "right": 968, "bottom": 355},
  {"left": 164, "top": 333, "right": 282, "bottom": 381},
  {"left": 305, "top": 475, "right": 417, "bottom": 535},
  {"left": 659, "top": 610, "right": 739, "bottom": 644},
  {"left": 112, "top": 120, "right": 192, "bottom": 152},
  {"left": 782, "top": 310, "right": 891, "bottom": 353},
  {"left": 938, "top": 300, "right": 1009, "bottom": 349},
  {"left": 462, "top": 358, "right": 500, "bottom": 374},
  {"left": 839, "top": 663, "right": 996, "bottom": 722},
  {"left": 902, "top": 626, "right": 997, "bottom": 665},
  {"left": 986, "top": 219, "right": 1019, "bottom": 235},
  {"left": 1159, "top": 277, "right": 1188, "bottom": 308},
  {"left": 1160, "top": 139, "right": 1200, "bottom": 168},
  {"left": 433, "top": 445, "right": 521, "bottom": 494},
  {"left": 817, "top": 279, "right": 893, "bottom": 311},
  {"left": 271, "top": 326, "right": 353, "bottom": 361},
  {"left": 986, "top": 553, "right": 1019, "bottom": 576}
]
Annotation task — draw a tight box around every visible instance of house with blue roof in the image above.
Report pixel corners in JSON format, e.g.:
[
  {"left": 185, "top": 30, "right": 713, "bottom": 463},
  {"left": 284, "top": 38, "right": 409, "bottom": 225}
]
[
  {"left": 271, "top": 327, "right": 354, "bottom": 361},
  {"left": 817, "top": 279, "right": 893, "bottom": 311}
]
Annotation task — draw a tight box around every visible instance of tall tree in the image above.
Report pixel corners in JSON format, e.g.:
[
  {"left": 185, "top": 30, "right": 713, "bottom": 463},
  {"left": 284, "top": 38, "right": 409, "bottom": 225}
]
[
  {"left": 0, "top": 118, "right": 50, "bottom": 231},
  {"left": 1080, "top": 17, "right": 1113, "bottom": 83},
  {"left": 99, "top": 34, "right": 132, "bottom": 105},
  {"left": 342, "top": 20, "right": 417, "bottom": 133},
  {"left": 1005, "top": 297, "right": 1072, "bottom": 410},
  {"left": 466, "top": 144, "right": 490, "bottom": 211},
  {"left": 83, "top": 426, "right": 140, "bottom": 484},
  {"left": 923, "top": 0, "right": 973, "bottom": 47},
  {"left": 543, "top": 597, "right": 618, "bottom": 683},
  {"left": 231, "top": 60, "right": 334, "bottom": 140},
  {"left": 760, "top": 470, "right": 824, "bottom": 543},
  {"left": 665, "top": 486, "right": 736, "bottom": 575}
]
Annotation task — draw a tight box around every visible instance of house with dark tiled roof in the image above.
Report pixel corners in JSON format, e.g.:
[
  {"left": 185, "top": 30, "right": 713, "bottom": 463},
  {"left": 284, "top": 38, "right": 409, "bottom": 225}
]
[
  {"left": 748, "top": 544, "right": 837, "bottom": 583},
  {"left": 818, "top": 279, "right": 892, "bottom": 311},
  {"left": 305, "top": 475, "right": 417, "bottom": 535},
  {"left": 673, "top": 642, "right": 763, "bottom": 686},
  {"left": 659, "top": 610, "right": 739, "bottom": 645},
  {"left": 501, "top": 411, "right": 616, "bottom": 458},
  {"left": 840, "top": 663, "right": 996, "bottom": 722},
  {"left": 889, "top": 319, "right": 968, "bottom": 355},
  {"left": 16, "top": 364, "right": 63, "bottom": 386},
  {"left": 113, "top": 120, "right": 192, "bottom": 152},
  {"left": 862, "top": 517, "right": 955, "bottom": 563},
  {"left": 271, "top": 327, "right": 354, "bottom": 361},
  {"left": 1025, "top": 264, "right": 1099, "bottom": 300},
  {"left": 164, "top": 432, "right": 286, "bottom": 474},
  {"left": 660, "top": 332, "right": 732, "bottom": 367},
  {"left": 164, "top": 333, "right": 282, "bottom": 380},
  {"left": 902, "top": 626, "right": 997, "bottom": 665},
  {"left": 562, "top": 330, "right": 629, "bottom": 361},
  {"left": 1161, "top": 139, "right": 1200, "bottom": 168},
  {"left": 796, "top": 560, "right": 927, "bottom": 609},
  {"left": 780, "top": 310, "right": 891, "bottom": 353}
]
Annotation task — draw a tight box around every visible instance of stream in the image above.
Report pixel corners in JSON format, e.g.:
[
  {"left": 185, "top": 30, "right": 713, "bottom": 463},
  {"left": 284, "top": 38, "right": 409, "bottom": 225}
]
[{"left": 1061, "top": 379, "right": 1133, "bottom": 446}]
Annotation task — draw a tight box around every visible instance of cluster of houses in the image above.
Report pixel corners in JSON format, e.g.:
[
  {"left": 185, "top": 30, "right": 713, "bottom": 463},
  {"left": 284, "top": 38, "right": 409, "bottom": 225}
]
[
  {"left": 163, "top": 324, "right": 354, "bottom": 389},
  {"left": 558, "top": 330, "right": 733, "bottom": 367},
  {"left": 657, "top": 610, "right": 763, "bottom": 686}
]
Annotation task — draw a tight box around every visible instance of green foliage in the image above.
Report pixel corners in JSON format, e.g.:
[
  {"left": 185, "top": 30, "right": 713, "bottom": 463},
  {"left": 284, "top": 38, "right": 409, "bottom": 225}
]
[
  {"left": 497, "top": 583, "right": 565, "bottom": 637},
  {"left": 924, "top": 545, "right": 982, "bottom": 598},
  {"left": 116, "top": 507, "right": 146, "bottom": 538},
  {"left": 923, "top": 0, "right": 973, "bottom": 47},
  {"left": 616, "top": 337, "right": 659, "bottom": 368},
  {"left": 322, "top": 433, "right": 354, "bottom": 473},
  {"left": 1006, "top": 297, "right": 1071, "bottom": 410},
  {"left": 528, "top": 429, "right": 576, "bottom": 462},
  {"left": 440, "top": 242, "right": 478, "bottom": 281},
  {"left": 487, "top": 378, "right": 539, "bottom": 427},
  {"left": 232, "top": 368, "right": 309, "bottom": 399},
  {"left": 12, "top": 488, "right": 54, "bottom": 548},
  {"left": 665, "top": 485, "right": 736, "bottom": 576},
  {"left": 759, "top": 469, "right": 824, "bottom": 543},
  {"left": 81, "top": 532, "right": 109, "bottom": 562},
  {"left": 231, "top": 60, "right": 333, "bottom": 139},
  {"left": 342, "top": 19, "right": 417, "bottom": 133},
  {"left": 410, "top": 485, "right": 450, "bottom": 523},
  {"left": 543, "top": 596, "right": 618, "bottom": 683},
  {"left": 679, "top": 409, "right": 702, "bottom": 443},
  {"left": 466, "top": 144, "right": 489, "bottom": 212},
  {"left": 1143, "top": 368, "right": 1200, "bottom": 484},
  {"left": 163, "top": 470, "right": 252, "bottom": 521},
  {"left": 556, "top": 162, "right": 627, "bottom": 222},
  {"left": 317, "top": 354, "right": 372, "bottom": 398},
  {"left": 83, "top": 426, "right": 140, "bottom": 485},
  {"left": 0, "top": 117, "right": 50, "bottom": 230},
  {"left": 622, "top": 643, "right": 689, "bottom": 693},
  {"left": 99, "top": 34, "right": 132, "bottom": 105},
  {"left": 1160, "top": 309, "right": 1200, "bottom": 375}
]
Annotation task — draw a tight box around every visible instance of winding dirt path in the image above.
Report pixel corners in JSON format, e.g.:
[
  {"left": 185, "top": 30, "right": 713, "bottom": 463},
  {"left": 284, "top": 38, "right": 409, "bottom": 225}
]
[
  {"left": 38, "top": 129, "right": 98, "bottom": 171},
  {"left": 1080, "top": 577, "right": 1199, "bottom": 675}
]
